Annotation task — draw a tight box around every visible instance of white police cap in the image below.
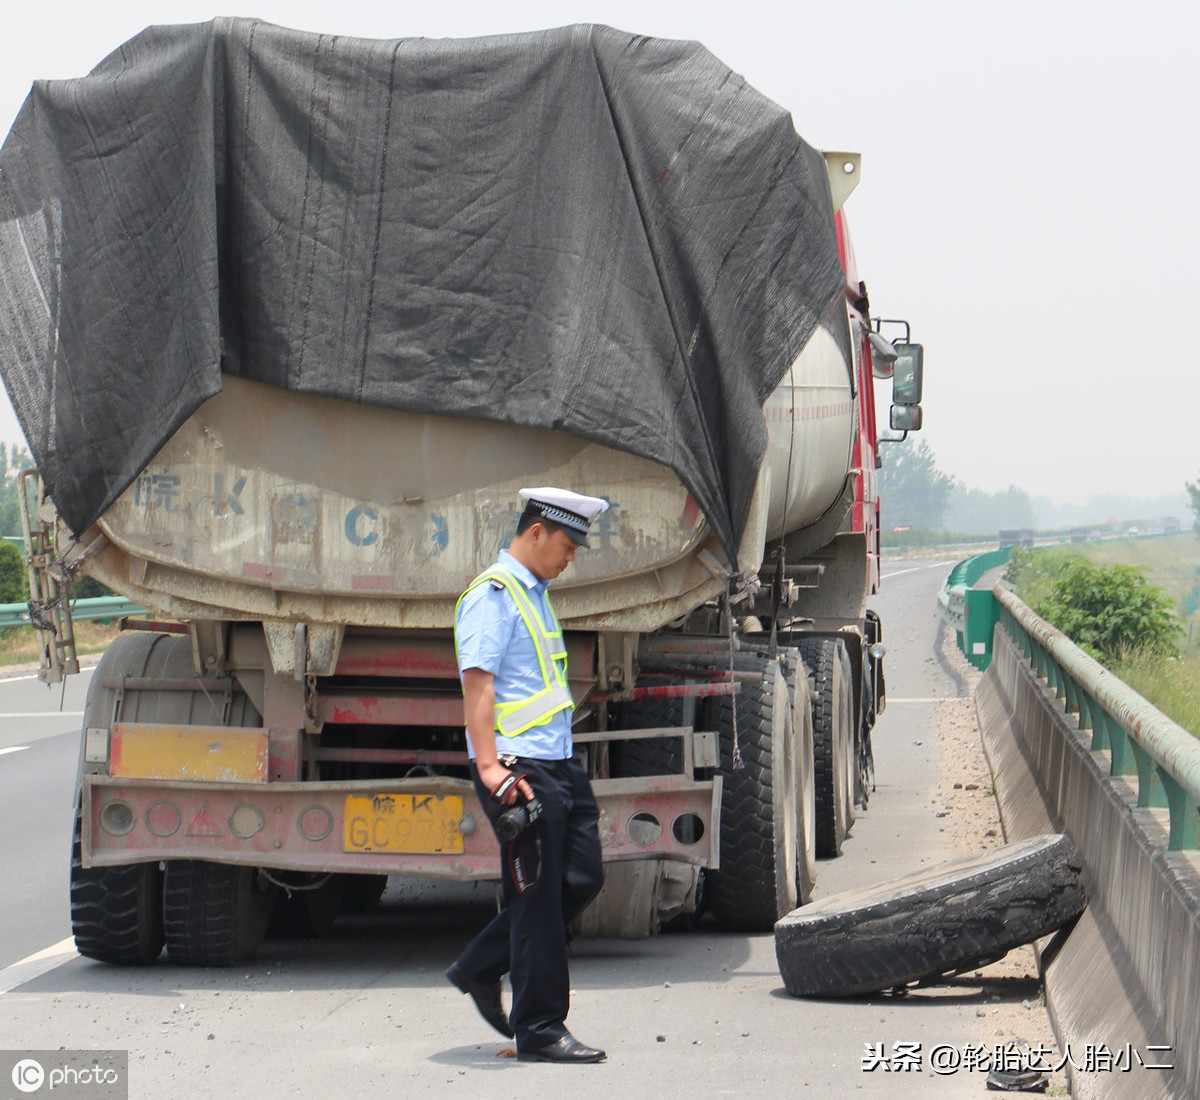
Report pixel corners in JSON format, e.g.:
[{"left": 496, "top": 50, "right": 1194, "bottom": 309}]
[{"left": 519, "top": 486, "right": 609, "bottom": 545}]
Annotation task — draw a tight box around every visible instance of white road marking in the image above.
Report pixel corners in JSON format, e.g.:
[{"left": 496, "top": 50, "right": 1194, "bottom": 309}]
[
  {"left": 0, "top": 667, "right": 98, "bottom": 684},
  {"left": 0, "top": 745, "right": 29, "bottom": 755},
  {"left": 0, "top": 937, "right": 78, "bottom": 996},
  {"left": 881, "top": 560, "right": 959, "bottom": 580},
  {"left": 0, "top": 711, "right": 84, "bottom": 718}
]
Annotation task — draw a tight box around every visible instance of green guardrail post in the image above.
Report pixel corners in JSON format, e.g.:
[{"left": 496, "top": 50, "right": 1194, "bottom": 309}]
[
  {"left": 1160, "top": 773, "right": 1200, "bottom": 850},
  {"left": 1070, "top": 677, "right": 1084, "bottom": 714},
  {"left": 962, "top": 589, "right": 999, "bottom": 671},
  {"left": 1076, "top": 691, "right": 1095, "bottom": 731},
  {"left": 1133, "top": 745, "right": 1168, "bottom": 808},
  {"left": 1106, "top": 717, "right": 1137, "bottom": 777}
]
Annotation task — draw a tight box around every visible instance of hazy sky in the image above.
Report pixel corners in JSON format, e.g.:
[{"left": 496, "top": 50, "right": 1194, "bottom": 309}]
[{"left": 1, "top": 0, "right": 1196, "bottom": 506}]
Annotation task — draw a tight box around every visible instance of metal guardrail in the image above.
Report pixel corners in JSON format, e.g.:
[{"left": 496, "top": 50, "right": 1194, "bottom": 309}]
[
  {"left": 995, "top": 585, "right": 1200, "bottom": 850},
  {"left": 937, "top": 546, "right": 1013, "bottom": 669},
  {"left": 943, "top": 545, "right": 1014, "bottom": 590},
  {"left": 0, "top": 596, "right": 146, "bottom": 630},
  {"left": 939, "top": 547, "right": 1200, "bottom": 847}
]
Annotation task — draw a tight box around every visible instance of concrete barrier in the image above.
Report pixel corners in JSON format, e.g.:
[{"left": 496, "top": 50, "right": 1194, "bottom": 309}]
[{"left": 976, "top": 627, "right": 1200, "bottom": 1100}]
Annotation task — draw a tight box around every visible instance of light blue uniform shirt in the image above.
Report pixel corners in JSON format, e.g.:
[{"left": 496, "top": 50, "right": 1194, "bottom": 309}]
[{"left": 455, "top": 549, "right": 573, "bottom": 760}]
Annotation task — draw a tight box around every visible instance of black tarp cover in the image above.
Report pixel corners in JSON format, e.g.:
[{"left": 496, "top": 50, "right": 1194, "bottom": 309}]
[{"left": 0, "top": 20, "right": 847, "bottom": 567}]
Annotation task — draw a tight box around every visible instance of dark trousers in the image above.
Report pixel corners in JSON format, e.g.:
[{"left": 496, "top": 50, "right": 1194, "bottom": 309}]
[{"left": 455, "top": 755, "right": 604, "bottom": 1052}]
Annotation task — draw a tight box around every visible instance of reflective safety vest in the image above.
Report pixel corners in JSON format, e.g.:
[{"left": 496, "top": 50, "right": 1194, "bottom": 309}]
[{"left": 455, "top": 567, "right": 574, "bottom": 738}]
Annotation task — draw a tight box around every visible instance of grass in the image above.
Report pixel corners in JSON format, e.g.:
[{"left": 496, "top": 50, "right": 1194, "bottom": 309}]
[
  {"left": 1007, "top": 533, "right": 1200, "bottom": 736},
  {"left": 1110, "top": 648, "right": 1200, "bottom": 735},
  {"left": 0, "top": 621, "right": 122, "bottom": 667},
  {"left": 1072, "top": 533, "right": 1200, "bottom": 640}
]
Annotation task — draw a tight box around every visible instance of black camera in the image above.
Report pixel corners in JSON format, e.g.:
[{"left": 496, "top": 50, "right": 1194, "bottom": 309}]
[{"left": 495, "top": 793, "right": 542, "bottom": 842}]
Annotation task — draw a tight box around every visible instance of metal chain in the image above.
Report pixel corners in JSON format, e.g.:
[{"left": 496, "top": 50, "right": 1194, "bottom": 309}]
[
  {"left": 26, "top": 536, "right": 86, "bottom": 633},
  {"left": 258, "top": 868, "right": 334, "bottom": 897}
]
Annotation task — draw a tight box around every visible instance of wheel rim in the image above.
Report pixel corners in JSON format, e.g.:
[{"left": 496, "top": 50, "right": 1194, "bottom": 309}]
[
  {"left": 796, "top": 681, "right": 817, "bottom": 899},
  {"left": 774, "top": 693, "right": 800, "bottom": 914}
]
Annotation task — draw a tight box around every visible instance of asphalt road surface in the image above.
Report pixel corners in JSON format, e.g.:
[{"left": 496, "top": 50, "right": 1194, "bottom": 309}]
[
  {"left": 0, "top": 666, "right": 92, "bottom": 968},
  {"left": 0, "top": 562, "right": 1039, "bottom": 1097}
]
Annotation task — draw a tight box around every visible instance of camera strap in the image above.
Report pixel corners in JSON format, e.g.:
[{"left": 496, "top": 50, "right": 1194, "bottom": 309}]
[
  {"left": 508, "top": 828, "right": 543, "bottom": 895},
  {"left": 489, "top": 771, "right": 530, "bottom": 804}
]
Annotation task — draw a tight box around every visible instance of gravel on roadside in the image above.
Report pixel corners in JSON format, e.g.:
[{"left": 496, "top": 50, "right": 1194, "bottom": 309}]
[{"left": 935, "top": 674, "right": 1071, "bottom": 1095}]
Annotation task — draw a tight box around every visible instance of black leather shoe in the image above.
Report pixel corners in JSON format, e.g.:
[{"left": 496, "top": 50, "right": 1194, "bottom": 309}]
[
  {"left": 517, "top": 1034, "right": 606, "bottom": 1063},
  {"left": 445, "top": 964, "right": 513, "bottom": 1039}
]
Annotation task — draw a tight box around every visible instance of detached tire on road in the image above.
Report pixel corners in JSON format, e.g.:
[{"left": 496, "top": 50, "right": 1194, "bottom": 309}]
[{"left": 775, "top": 833, "right": 1086, "bottom": 997}]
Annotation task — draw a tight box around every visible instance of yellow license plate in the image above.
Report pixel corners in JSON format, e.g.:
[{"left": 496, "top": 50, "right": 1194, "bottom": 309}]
[{"left": 343, "top": 794, "right": 465, "bottom": 854}]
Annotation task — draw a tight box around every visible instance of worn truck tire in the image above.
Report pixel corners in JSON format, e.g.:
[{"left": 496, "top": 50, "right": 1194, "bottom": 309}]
[
  {"left": 706, "top": 656, "right": 801, "bottom": 930},
  {"left": 163, "top": 861, "right": 277, "bottom": 967},
  {"left": 774, "top": 833, "right": 1087, "bottom": 997},
  {"left": 70, "top": 807, "right": 164, "bottom": 965},
  {"left": 797, "top": 637, "right": 854, "bottom": 858}
]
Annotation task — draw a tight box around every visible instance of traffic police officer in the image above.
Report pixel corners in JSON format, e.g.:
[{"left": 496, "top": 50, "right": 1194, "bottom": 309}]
[{"left": 446, "top": 487, "right": 608, "bottom": 1064}]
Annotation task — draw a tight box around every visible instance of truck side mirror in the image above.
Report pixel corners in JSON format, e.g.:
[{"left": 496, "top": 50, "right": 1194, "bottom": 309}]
[
  {"left": 891, "top": 343, "right": 923, "bottom": 404},
  {"left": 890, "top": 404, "right": 923, "bottom": 431}
]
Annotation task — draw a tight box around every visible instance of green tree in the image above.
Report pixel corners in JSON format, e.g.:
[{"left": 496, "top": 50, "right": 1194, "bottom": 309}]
[
  {"left": 1032, "top": 557, "right": 1181, "bottom": 662},
  {"left": 878, "top": 438, "right": 955, "bottom": 530},
  {"left": 0, "top": 539, "right": 27, "bottom": 603},
  {"left": 1187, "top": 472, "right": 1200, "bottom": 533},
  {"left": 1004, "top": 546, "right": 1080, "bottom": 607},
  {"left": 0, "top": 442, "right": 35, "bottom": 538}
]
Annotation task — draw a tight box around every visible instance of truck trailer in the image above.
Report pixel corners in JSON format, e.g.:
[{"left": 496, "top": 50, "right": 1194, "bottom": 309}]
[{"left": 0, "top": 20, "right": 923, "bottom": 964}]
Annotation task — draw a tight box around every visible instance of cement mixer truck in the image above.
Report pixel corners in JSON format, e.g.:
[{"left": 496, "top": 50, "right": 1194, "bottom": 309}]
[{"left": 0, "top": 21, "right": 923, "bottom": 964}]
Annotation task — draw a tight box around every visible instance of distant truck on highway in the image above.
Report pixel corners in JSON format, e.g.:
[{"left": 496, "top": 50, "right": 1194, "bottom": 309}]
[
  {"left": 999, "top": 528, "right": 1035, "bottom": 549},
  {"left": 0, "top": 21, "right": 922, "bottom": 964}
]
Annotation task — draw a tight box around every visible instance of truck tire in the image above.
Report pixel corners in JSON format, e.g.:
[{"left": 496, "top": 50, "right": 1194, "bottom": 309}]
[
  {"left": 75, "top": 633, "right": 267, "bottom": 967},
  {"left": 774, "top": 833, "right": 1087, "bottom": 997},
  {"left": 70, "top": 806, "right": 164, "bottom": 965},
  {"left": 776, "top": 648, "right": 817, "bottom": 904},
  {"left": 797, "top": 637, "right": 854, "bottom": 858},
  {"left": 70, "top": 633, "right": 199, "bottom": 967},
  {"left": 267, "top": 874, "right": 345, "bottom": 938},
  {"left": 611, "top": 690, "right": 685, "bottom": 778},
  {"left": 706, "top": 656, "right": 802, "bottom": 930},
  {"left": 79, "top": 632, "right": 260, "bottom": 731},
  {"left": 163, "top": 861, "right": 278, "bottom": 967}
]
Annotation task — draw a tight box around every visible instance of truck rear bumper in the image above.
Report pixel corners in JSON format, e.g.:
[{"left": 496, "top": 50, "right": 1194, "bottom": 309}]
[{"left": 80, "top": 772, "right": 721, "bottom": 879}]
